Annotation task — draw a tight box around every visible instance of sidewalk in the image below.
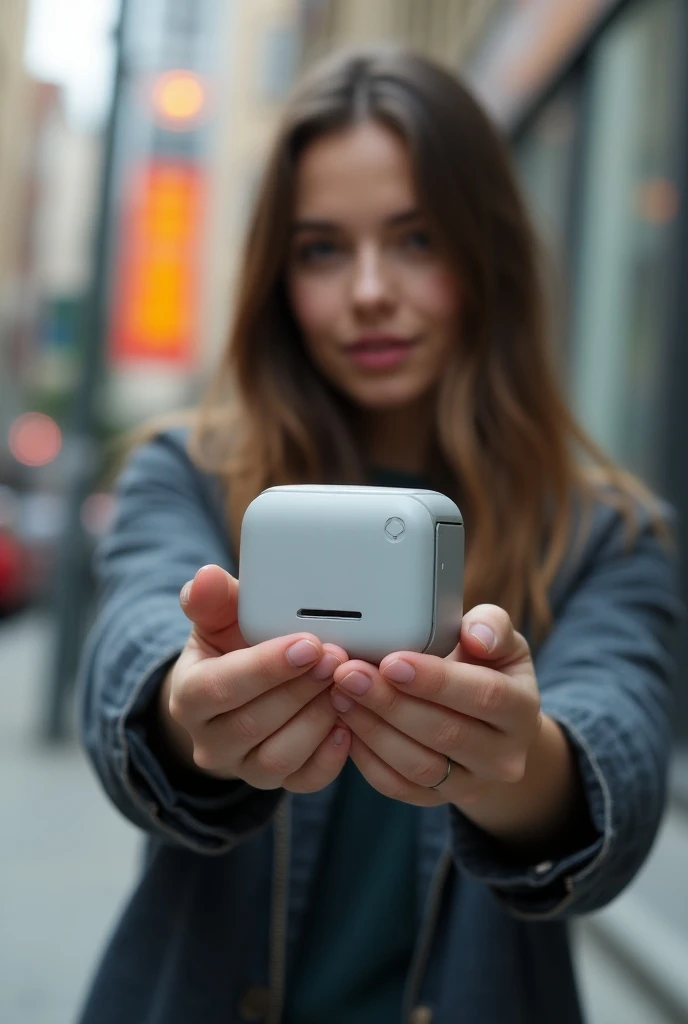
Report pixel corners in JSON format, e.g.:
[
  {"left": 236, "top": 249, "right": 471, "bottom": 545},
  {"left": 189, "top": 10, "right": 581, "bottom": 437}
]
[
  {"left": 0, "top": 611, "right": 140, "bottom": 1024},
  {"left": 0, "top": 609, "right": 684, "bottom": 1023}
]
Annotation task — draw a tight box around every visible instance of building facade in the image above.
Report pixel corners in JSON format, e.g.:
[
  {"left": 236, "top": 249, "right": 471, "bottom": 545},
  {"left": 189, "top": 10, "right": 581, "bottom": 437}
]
[
  {"left": 0, "top": 0, "right": 31, "bottom": 461},
  {"left": 463, "top": 0, "right": 688, "bottom": 740},
  {"left": 0, "top": 0, "right": 29, "bottom": 304},
  {"left": 202, "top": 0, "right": 300, "bottom": 371},
  {"left": 298, "top": 0, "right": 498, "bottom": 69}
]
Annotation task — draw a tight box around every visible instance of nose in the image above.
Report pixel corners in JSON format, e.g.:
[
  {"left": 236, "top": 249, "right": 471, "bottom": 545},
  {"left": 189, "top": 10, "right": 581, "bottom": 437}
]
[{"left": 350, "top": 244, "right": 395, "bottom": 319}]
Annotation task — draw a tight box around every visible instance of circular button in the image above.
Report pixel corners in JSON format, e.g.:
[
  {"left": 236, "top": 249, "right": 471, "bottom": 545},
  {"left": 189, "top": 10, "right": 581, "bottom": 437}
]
[
  {"left": 384, "top": 516, "right": 406, "bottom": 540},
  {"left": 238, "top": 986, "right": 271, "bottom": 1021}
]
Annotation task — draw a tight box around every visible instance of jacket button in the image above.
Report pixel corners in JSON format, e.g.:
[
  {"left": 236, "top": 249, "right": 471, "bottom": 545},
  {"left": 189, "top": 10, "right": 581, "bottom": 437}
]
[
  {"left": 238, "top": 986, "right": 271, "bottom": 1021},
  {"left": 410, "top": 1006, "right": 433, "bottom": 1024}
]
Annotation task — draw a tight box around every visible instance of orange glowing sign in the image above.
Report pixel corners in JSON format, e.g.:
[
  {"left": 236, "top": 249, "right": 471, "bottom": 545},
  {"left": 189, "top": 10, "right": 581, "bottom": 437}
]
[
  {"left": 152, "top": 70, "right": 207, "bottom": 128},
  {"left": 109, "top": 162, "right": 205, "bottom": 366}
]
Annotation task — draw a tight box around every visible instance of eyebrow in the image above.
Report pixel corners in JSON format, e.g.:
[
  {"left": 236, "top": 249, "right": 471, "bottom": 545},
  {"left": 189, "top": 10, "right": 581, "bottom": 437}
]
[{"left": 291, "top": 207, "right": 423, "bottom": 234}]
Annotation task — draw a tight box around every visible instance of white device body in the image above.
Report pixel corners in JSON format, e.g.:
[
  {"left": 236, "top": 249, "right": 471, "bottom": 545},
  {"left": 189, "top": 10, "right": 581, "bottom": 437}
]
[{"left": 238, "top": 485, "right": 464, "bottom": 663}]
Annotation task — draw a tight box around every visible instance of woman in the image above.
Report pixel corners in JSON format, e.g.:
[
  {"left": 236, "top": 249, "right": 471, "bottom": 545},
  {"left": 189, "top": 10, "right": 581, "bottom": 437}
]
[{"left": 78, "top": 47, "right": 681, "bottom": 1024}]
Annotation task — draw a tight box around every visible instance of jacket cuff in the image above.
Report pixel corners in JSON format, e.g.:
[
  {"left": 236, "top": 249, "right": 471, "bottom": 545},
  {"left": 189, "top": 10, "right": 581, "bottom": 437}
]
[
  {"left": 450, "top": 711, "right": 611, "bottom": 919},
  {"left": 118, "top": 630, "right": 282, "bottom": 854}
]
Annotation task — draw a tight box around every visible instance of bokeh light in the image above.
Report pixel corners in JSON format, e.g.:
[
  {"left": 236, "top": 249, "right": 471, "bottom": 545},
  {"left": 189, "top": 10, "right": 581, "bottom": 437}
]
[
  {"left": 152, "top": 70, "right": 206, "bottom": 127},
  {"left": 8, "top": 412, "right": 63, "bottom": 467}
]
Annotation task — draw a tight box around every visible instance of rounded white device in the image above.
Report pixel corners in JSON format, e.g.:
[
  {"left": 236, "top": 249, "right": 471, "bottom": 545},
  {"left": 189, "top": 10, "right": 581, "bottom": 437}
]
[{"left": 237, "top": 485, "right": 464, "bottom": 663}]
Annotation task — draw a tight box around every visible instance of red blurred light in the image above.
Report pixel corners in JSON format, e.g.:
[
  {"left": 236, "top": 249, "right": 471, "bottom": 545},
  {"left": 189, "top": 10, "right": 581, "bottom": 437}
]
[{"left": 8, "top": 413, "right": 62, "bottom": 467}]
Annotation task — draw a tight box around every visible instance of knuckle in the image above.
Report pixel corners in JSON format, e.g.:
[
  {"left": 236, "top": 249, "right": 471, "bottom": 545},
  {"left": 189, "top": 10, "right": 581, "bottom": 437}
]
[
  {"left": 430, "top": 714, "right": 470, "bottom": 754},
  {"left": 375, "top": 684, "right": 401, "bottom": 716},
  {"left": 424, "top": 664, "right": 447, "bottom": 698},
  {"left": 358, "top": 715, "right": 385, "bottom": 745},
  {"left": 192, "top": 745, "right": 217, "bottom": 772},
  {"left": 253, "top": 647, "right": 278, "bottom": 686},
  {"left": 167, "top": 694, "right": 187, "bottom": 725},
  {"left": 409, "top": 759, "right": 444, "bottom": 788},
  {"left": 495, "top": 754, "right": 526, "bottom": 784},
  {"left": 169, "top": 672, "right": 199, "bottom": 716},
  {"left": 198, "top": 663, "right": 233, "bottom": 707},
  {"left": 475, "top": 674, "right": 507, "bottom": 716},
  {"left": 228, "top": 707, "right": 262, "bottom": 744},
  {"left": 255, "top": 743, "right": 291, "bottom": 778}
]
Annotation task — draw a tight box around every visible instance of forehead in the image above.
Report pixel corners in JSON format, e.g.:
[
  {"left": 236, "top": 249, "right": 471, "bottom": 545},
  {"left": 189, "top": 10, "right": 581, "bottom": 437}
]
[{"left": 292, "top": 121, "right": 418, "bottom": 222}]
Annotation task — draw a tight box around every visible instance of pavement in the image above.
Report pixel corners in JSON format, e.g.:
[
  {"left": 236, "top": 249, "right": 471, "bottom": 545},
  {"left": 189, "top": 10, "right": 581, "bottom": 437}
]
[{"left": 1, "top": 609, "right": 687, "bottom": 1024}]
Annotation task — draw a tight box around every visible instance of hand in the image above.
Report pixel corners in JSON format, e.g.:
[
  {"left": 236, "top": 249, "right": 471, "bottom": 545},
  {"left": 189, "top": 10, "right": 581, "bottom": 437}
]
[
  {"left": 329, "top": 606, "right": 577, "bottom": 850},
  {"left": 159, "top": 564, "right": 351, "bottom": 791}
]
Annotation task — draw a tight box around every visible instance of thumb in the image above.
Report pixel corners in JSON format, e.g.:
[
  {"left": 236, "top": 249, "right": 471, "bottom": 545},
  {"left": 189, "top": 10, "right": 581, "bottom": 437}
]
[
  {"left": 459, "top": 604, "right": 530, "bottom": 667},
  {"left": 180, "top": 564, "right": 246, "bottom": 655}
]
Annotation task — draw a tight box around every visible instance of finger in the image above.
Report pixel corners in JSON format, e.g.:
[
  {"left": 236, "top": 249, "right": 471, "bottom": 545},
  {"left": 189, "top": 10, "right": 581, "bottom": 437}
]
[
  {"left": 283, "top": 722, "right": 351, "bottom": 794},
  {"left": 200, "top": 644, "right": 346, "bottom": 758},
  {"left": 241, "top": 690, "right": 338, "bottom": 789},
  {"left": 176, "top": 632, "right": 325, "bottom": 723},
  {"left": 456, "top": 605, "right": 531, "bottom": 668},
  {"left": 348, "top": 734, "right": 442, "bottom": 807},
  {"left": 338, "top": 694, "right": 518, "bottom": 785},
  {"left": 180, "top": 564, "right": 245, "bottom": 655},
  {"left": 331, "top": 670, "right": 519, "bottom": 777},
  {"left": 336, "top": 657, "right": 529, "bottom": 731}
]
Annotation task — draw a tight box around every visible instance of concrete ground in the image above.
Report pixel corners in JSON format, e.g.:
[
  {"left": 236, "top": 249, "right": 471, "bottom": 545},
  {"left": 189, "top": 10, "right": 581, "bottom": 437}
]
[{"left": 0, "top": 609, "right": 685, "bottom": 1024}]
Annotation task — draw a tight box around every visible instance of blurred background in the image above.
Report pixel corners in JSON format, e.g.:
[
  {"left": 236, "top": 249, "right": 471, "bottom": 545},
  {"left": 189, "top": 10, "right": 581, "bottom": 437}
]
[{"left": 1, "top": 1, "right": 687, "bottom": 1021}]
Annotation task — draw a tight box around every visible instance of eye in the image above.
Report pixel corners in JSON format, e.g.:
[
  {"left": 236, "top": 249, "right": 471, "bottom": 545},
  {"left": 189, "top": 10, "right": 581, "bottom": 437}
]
[
  {"left": 401, "top": 228, "right": 432, "bottom": 252},
  {"left": 294, "top": 239, "right": 340, "bottom": 265}
]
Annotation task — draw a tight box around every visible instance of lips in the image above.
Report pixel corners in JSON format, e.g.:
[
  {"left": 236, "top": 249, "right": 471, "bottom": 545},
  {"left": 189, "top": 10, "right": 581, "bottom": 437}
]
[{"left": 345, "top": 336, "right": 416, "bottom": 370}]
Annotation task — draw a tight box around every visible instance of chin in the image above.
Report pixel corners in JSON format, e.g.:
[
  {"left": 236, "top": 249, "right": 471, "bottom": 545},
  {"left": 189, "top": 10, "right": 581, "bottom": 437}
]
[{"left": 340, "top": 376, "right": 432, "bottom": 410}]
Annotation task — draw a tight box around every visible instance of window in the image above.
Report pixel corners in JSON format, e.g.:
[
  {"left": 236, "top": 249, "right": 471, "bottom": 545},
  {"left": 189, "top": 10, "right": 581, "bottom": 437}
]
[{"left": 568, "top": 0, "right": 683, "bottom": 483}]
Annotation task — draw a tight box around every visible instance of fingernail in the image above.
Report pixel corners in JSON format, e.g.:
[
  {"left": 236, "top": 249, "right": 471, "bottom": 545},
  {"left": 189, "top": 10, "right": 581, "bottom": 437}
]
[
  {"left": 468, "top": 623, "right": 495, "bottom": 653},
  {"left": 180, "top": 581, "right": 192, "bottom": 605},
  {"left": 332, "top": 691, "right": 353, "bottom": 713},
  {"left": 312, "top": 653, "right": 342, "bottom": 681},
  {"left": 286, "top": 639, "right": 320, "bottom": 667},
  {"left": 332, "top": 726, "right": 348, "bottom": 746},
  {"left": 382, "top": 659, "right": 415, "bottom": 684},
  {"left": 338, "top": 670, "right": 372, "bottom": 696}
]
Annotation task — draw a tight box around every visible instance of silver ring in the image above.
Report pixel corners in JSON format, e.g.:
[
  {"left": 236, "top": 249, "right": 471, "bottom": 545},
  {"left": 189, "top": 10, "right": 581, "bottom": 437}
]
[{"left": 429, "top": 756, "right": 453, "bottom": 789}]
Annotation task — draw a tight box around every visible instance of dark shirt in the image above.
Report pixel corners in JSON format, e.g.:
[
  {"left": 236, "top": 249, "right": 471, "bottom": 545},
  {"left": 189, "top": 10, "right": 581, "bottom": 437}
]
[{"left": 282, "top": 760, "right": 417, "bottom": 1024}]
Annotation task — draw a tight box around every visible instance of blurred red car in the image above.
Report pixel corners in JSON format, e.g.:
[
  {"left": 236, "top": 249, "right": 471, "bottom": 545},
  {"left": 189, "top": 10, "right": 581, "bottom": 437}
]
[{"left": 0, "top": 526, "right": 30, "bottom": 615}]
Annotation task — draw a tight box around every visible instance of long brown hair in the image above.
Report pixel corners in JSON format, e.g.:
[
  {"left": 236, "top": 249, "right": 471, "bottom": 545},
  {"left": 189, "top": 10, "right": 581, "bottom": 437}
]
[{"left": 172, "top": 46, "right": 660, "bottom": 640}]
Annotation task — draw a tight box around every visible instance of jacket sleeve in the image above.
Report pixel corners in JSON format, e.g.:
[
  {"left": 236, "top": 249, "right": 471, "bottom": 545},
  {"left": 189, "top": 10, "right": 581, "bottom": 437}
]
[
  {"left": 449, "top": 502, "right": 683, "bottom": 919},
  {"left": 78, "top": 431, "right": 282, "bottom": 855}
]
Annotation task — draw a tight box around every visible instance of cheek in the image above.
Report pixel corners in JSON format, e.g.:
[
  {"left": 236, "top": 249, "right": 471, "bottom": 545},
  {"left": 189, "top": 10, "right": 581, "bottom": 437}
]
[
  {"left": 287, "top": 274, "right": 342, "bottom": 339},
  {"left": 405, "top": 266, "right": 462, "bottom": 329}
]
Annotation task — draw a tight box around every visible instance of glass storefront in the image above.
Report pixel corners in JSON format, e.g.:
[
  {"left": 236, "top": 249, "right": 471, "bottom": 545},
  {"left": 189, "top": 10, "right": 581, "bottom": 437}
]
[{"left": 516, "top": 0, "right": 684, "bottom": 489}]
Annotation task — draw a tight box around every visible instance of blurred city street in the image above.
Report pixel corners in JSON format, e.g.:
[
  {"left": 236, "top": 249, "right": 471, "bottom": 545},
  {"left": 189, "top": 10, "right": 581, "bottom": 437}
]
[
  {"left": 0, "top": 611, "right": 140, "bottom": 1024},
  {"left": 2, "top": 0, "right": 688, "bottom": 1022},
  {"left": 2, "top": 608, "right": 688, "bottom": 1024}
]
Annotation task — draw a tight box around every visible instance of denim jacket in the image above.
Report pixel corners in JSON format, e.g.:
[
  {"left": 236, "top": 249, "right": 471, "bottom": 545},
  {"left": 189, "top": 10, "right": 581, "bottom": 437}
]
[{"left": 77, "top": 428, "right": 682, "bottom": 1024}]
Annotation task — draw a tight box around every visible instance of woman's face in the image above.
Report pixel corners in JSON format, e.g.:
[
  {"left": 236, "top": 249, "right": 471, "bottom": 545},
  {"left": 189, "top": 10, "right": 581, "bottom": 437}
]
[{"left": 286, "top": 121, "right": 462, "bottom": 410}]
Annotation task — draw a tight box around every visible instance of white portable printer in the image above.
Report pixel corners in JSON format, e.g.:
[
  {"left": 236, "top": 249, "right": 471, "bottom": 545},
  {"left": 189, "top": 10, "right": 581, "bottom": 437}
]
[{"left": 238, "top": 485, "right": 464, "bottom": 663}]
